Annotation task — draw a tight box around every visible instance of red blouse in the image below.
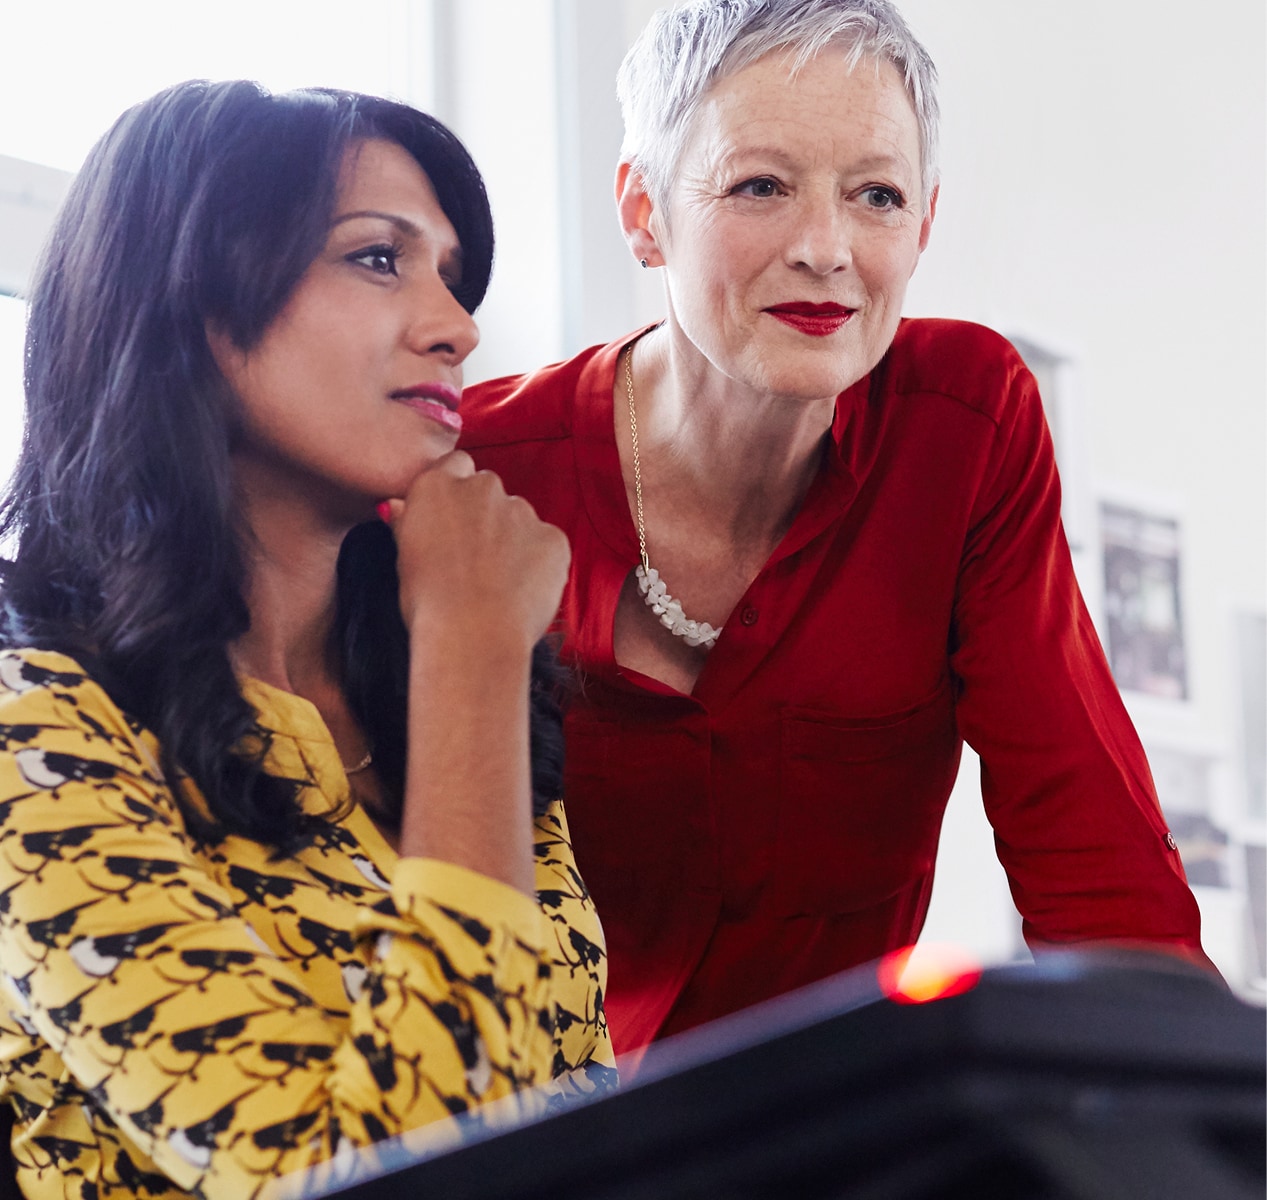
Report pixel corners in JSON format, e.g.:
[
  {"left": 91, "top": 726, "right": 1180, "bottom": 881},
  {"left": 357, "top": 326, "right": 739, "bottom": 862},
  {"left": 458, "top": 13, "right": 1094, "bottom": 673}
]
[{"left": 460, "top": 318, "right": 1209, "bottom": 1060}]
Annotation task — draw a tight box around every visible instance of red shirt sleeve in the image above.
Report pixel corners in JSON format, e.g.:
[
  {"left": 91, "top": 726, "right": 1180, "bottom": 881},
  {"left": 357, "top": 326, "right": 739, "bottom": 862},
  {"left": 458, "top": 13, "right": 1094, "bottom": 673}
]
[{"left": 945, "top": 345, "right": 1211, "bottom": 968}]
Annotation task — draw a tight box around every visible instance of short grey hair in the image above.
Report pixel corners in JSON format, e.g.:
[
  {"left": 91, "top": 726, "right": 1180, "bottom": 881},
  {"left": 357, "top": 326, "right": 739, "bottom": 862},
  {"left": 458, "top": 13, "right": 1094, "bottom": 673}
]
[{"left": 617, "top": 0, "right": 940, "bottom": 210}]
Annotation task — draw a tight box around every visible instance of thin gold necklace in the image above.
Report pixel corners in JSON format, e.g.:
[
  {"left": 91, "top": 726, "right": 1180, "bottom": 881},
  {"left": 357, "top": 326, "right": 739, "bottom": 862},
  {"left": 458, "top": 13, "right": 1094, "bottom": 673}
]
[
  {"left": 344, "top": 751, "right": 373, "bottom": 776},
  {"left": 623, "top": 346, "right": 721, "bottom": 650}
]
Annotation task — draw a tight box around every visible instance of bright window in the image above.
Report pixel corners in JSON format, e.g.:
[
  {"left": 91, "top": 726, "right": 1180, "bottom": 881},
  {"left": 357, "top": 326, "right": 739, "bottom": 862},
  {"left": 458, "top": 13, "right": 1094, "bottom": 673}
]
[
  {"left": 0, "top": 298, "right": 24, "bottom": 492},
  {"left": 1, "top": 0, "right": 432, "bottom": 171}
]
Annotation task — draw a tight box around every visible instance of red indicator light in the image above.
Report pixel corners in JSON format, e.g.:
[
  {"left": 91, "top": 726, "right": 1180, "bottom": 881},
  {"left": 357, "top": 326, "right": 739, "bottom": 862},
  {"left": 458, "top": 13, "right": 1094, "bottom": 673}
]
[{"left": 877, "top": 944, "right": 983, "bottom": 1005}]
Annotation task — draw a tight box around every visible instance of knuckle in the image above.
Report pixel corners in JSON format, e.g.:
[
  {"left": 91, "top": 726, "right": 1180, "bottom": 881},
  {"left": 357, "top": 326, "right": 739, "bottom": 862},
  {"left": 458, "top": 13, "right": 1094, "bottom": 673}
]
[
  {"left": 479, "top": 470, "right": 507, "bottom": 498},
  {"left": 507, "top": 493, "right": 536, "bottom": 518},
  {"left": 441, "top": 450, "right": 475, "bottom": 479}
]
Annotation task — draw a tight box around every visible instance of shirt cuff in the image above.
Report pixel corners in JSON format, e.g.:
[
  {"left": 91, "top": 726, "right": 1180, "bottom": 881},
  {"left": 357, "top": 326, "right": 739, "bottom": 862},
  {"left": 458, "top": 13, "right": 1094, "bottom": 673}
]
[{"left": 386, "top": 856, "right": 547, "bottom": 957}]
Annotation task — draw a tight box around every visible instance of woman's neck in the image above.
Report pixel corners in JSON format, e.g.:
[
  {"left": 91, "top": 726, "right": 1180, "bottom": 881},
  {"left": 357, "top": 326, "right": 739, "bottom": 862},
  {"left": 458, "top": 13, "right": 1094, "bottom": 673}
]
[
  {"left": 626, "top": 325, "right": 835, "bottom": 550},
  {"left": 229, "top": 488, "right": 349, "bottom": 696}
]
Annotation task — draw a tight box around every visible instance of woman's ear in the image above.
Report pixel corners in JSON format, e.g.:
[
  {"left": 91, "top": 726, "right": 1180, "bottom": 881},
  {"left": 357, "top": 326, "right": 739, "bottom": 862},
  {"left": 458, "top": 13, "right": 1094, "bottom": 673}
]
[
  {"left": 918, "top": 183, "right": 939, "bottom": 253},
  {"left": 615, "top": 161, "right": 664, "bottom": 269},
  {"left": 204, "top": 322, "right": 246, "bottom": 394}
]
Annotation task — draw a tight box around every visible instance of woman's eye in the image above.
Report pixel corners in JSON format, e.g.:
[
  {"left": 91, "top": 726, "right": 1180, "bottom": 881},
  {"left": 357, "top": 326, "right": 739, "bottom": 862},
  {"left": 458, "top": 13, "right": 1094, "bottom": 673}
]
[
  {"left": 733, "top": 177, "right": 782, "bottom": 199},
  {"left": 860, "top": 186, "right": 905, "bottom": 211},
  {"left": 350, "top": 245, "right": 400, "bottom": 275}
]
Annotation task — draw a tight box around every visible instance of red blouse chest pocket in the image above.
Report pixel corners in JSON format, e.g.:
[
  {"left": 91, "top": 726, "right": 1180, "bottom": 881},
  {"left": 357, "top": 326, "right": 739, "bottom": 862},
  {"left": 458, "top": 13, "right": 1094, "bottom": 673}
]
[{"left": 772, "top": 687, "right": 961, "bottom": 916}]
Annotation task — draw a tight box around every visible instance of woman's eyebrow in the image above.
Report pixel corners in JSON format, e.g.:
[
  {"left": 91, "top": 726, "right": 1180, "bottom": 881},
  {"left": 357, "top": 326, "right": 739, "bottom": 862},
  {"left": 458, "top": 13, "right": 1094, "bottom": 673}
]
[
  {"left": 718, "top": 147, "right": 914, "bottom": 174},
  {"left": 716, "top": 145, "right": 798, "bottom": 168},
  {"left": 846, "top": 152, "right": 917, "bottom": 176},
  {"left": 330, "top": 210, "right": 423, "bottom": 236}
]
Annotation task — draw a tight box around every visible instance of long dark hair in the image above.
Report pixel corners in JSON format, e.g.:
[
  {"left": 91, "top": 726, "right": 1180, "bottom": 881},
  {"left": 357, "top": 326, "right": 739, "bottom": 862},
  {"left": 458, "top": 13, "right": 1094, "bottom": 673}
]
[{"left": 0, "top": 80, "right": 563, "bottom": 846}]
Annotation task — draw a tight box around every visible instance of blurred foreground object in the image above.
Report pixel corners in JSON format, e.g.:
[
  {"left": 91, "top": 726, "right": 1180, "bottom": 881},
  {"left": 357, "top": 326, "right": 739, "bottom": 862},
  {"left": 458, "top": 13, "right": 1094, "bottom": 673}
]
[{"left": 296, "top": 947, "right": 1264, "bottom": 1200}]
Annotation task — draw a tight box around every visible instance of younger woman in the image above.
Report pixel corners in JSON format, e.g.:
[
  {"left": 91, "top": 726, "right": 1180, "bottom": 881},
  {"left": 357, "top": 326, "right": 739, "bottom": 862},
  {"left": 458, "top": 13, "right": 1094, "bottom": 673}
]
[{"left": 0, "top": 80, "right": 612, "bottom": 1200}]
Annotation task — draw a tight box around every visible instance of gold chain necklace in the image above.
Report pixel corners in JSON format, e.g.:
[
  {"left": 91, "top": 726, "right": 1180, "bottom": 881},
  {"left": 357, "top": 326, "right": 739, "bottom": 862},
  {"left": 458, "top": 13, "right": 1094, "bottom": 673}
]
[
  {"left": 344, "top": 751, "right": 373, "bottom": 776},
  {"left": 623, "top": 346, "right": 721, "bottom": 650}
]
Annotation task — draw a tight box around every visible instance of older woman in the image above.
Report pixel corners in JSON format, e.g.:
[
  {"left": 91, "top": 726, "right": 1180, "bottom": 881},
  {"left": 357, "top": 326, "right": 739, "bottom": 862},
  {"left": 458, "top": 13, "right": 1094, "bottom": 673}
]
[{"left": 461, "top": 0, "right": 1211, "bottom": 1061}]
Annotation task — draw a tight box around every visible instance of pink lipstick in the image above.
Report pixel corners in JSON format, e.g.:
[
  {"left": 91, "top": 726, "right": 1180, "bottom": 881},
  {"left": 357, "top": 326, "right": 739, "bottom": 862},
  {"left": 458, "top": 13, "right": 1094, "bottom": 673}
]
[
  {"left": 391, "top": 382, "right": 462, "bottom": 433},
  {"left": 764, "top": 302, "right": 855, "bottom": 337}
]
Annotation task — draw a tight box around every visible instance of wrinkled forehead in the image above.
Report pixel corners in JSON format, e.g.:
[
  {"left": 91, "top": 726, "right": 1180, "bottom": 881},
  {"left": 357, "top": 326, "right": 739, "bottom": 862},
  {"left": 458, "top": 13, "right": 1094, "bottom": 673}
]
[
  {"left": 698, "top": 46, "right": 908, "bottom": 132},
  {"left": 678, "top": 48, "right": 920, "bottom": 169}
]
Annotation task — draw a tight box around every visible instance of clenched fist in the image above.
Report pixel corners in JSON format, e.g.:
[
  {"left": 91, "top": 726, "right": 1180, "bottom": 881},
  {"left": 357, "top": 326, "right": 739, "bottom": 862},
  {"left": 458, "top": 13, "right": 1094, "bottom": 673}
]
[{"left": 379, "top": 451, "right": 571, "bottom": 653}]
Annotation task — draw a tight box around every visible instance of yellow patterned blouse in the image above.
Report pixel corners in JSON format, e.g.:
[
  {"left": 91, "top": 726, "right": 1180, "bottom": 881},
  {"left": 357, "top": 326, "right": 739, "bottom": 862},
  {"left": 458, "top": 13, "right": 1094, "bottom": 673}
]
[{"left": 0, "top": 648, "right": 614, "bottom": 1199}]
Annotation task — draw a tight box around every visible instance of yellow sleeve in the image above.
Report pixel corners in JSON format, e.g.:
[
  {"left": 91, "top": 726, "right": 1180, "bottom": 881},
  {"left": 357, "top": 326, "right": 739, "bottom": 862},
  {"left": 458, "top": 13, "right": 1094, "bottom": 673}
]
[
  {"left": 532, "top": 801, "right": 616, "bottom": 1094},
  {"left": 0, "top": 652, "right": 555, "bottom": 1198}
]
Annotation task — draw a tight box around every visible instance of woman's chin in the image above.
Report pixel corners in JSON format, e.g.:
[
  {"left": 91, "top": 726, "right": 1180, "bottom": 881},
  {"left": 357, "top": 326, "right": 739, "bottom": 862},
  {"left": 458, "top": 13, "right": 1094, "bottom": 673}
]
[{"left": 753, "top": 362, "right": 864, "bottom": 406}]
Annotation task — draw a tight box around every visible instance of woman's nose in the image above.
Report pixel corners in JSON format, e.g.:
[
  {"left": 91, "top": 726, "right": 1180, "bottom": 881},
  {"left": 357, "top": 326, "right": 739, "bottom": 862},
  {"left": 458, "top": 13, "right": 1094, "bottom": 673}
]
[
  {"left": 406, "top": 280, "right": 480, "bottom": 365},
  {"left": 788, "top": 195, "right": 853, "bottom": 276}
]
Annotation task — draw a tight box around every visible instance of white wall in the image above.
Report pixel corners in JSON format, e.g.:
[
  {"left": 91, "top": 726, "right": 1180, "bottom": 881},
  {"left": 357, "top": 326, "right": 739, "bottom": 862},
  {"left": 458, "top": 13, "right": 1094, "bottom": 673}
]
[
  {"left": 0, "top": 158, "right": 72, "bottom": 490},
  {"left": 442, "top": 0, "right": 657, "bottom": 381},
  {"left": 436, "top": 0, "right": 567, "bottom": 383},
  {"left": 891, "top": 0, "right": 1266, "bottom": 982}
]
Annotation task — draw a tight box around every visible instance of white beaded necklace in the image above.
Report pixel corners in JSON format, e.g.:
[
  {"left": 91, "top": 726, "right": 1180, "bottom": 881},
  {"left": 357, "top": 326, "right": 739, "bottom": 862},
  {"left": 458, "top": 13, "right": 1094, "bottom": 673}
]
[{"left": 623, "top": 346, "right": 721, "bottom": 650}]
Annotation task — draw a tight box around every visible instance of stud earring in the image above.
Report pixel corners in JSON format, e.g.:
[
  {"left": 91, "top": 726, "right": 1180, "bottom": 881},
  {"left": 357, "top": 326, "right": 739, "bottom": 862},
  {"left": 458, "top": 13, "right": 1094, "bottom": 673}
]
[{"left": 639, "top": 258, "right": 649, "bottom": 269}]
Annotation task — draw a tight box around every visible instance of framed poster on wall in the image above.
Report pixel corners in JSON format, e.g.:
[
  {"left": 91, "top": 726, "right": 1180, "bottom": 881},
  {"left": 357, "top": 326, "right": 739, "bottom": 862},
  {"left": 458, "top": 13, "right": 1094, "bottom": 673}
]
[{"left": 1099, "top": 500, "right": 1188, "bottom": 702}]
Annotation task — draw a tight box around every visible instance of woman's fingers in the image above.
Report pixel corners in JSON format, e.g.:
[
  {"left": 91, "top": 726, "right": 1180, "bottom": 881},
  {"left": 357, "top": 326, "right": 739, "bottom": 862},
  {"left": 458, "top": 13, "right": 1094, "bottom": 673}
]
[
  {"left": 377, "top": 451, "right": 475, "bottom": 525},
  {"left": 386, "top": 455, "right": 570, "bottom": 648},
  {"left": 431, "top": 449, "right": 477, "bottom": 480}
]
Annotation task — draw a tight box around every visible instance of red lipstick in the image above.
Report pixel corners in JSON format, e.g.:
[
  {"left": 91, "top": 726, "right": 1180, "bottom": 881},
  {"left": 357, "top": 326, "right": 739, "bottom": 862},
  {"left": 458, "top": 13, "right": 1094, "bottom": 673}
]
[
  {"left": 391, "top": 382, "right": 462, "bottom": 433},
  {"left": 764, "top": 302, "right": 855, "bottom": 337}
]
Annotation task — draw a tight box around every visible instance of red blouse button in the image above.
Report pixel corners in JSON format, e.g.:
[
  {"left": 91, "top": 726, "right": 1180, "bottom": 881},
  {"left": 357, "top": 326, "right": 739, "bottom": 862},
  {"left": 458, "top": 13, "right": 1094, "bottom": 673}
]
[
  {"left": 1164, "top": 832, "right": 1178, "bottom": 851},
  {"left": 740, "top": 605, "right": 759, "bottom": 626}
]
